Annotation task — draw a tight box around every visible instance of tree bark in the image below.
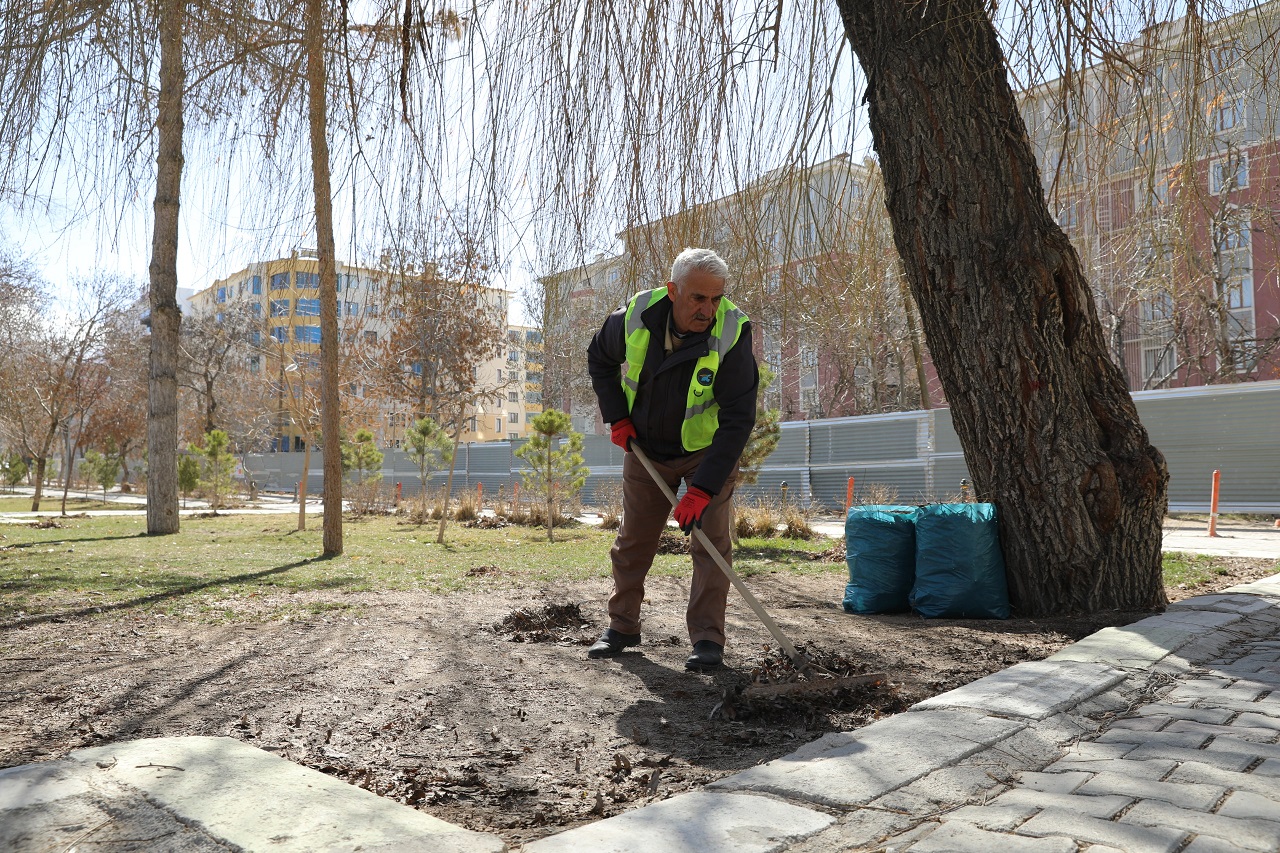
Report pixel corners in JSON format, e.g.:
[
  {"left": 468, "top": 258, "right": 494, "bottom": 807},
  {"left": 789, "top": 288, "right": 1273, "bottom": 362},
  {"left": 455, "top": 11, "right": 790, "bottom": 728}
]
[
  {"left": 837, "top": 0, "right": 1169, "bottom": 615},
  {"left": 146, "top": 0, "right": 185, "bottom": 536},
  {"left": 305, "top": 0, "right": 343, "bottom": 555},
  {"left": 31, "top": 457, "right": 47, "bottom": 511}
]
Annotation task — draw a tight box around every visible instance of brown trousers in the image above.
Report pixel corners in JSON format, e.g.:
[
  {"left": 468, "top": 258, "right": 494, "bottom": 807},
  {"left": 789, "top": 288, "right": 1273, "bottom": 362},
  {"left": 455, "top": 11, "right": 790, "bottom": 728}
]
[{"left": 607, "top": 449, "right": 738, "bottom": 646}]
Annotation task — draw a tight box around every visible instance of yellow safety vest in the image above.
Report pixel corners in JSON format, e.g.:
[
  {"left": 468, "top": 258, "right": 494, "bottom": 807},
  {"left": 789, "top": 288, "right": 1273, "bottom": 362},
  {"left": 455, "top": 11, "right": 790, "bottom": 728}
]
[{"left": 619, "top": 287, "right": 748, "bottom": 451}]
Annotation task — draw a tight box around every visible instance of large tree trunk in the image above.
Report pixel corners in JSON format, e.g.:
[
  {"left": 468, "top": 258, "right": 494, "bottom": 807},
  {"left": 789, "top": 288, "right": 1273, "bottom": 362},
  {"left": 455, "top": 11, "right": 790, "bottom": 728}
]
[
  {"left": 146, "top": 0, "right": 185, "bottom": 536},
  {"left": 305, "top": 0, "right": 343, "bottom": 556},
  {"left": 837, "top": 0, "right": 1168, "bottom": 615}
]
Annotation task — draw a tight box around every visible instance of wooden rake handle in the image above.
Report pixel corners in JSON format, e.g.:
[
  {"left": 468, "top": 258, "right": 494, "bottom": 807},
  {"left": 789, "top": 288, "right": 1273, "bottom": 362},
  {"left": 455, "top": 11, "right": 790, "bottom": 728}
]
[{"left": 630, "top": 444, "right": 809, "bottom": 668}]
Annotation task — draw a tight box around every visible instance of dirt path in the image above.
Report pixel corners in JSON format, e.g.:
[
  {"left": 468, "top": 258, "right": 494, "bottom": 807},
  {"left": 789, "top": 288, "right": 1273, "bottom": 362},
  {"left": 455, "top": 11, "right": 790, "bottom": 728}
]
[{"left": 2, "top": 560, "right": 1275, "bottom": 847}]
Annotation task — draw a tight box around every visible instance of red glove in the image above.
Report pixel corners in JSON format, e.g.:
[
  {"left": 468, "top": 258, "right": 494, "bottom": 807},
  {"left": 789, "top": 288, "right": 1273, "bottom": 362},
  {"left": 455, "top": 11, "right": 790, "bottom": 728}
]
[
  {"left": 673, "top": 487, "right": 712, "bottom": 534},
  {"left": 610, "top": 418, "right": 637, "bottom": 452}
]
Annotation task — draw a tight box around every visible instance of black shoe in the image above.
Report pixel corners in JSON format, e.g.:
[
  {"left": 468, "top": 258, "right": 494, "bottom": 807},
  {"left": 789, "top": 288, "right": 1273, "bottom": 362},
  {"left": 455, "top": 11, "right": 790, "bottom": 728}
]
[
  {"left": 587, "top": 628, "right": 641, "bottom": 659},
  {"left": 685, "top": 640, "right": 724, "bottom": 671}
]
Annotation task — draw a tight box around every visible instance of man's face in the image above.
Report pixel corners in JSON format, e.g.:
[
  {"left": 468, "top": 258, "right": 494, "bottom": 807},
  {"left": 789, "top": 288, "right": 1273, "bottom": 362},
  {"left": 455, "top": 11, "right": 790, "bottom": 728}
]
[{"left": 668, "top": 269, "right": 725, "bottom": 335}]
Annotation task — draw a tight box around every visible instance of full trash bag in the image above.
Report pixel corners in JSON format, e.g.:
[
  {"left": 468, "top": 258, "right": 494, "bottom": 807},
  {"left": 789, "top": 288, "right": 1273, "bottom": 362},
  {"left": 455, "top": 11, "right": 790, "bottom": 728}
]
[
  {"left": 909, "top": 503, "right": 1010, "bottom": 619},
  {"left": 842, "top": 505, "right": 918, "bottom": 614}
]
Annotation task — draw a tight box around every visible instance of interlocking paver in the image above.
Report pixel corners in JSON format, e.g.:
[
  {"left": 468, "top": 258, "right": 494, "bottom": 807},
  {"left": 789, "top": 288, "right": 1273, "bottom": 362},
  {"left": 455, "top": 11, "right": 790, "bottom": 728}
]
[
  {"left": 1165, "top": 684, "right": 1269, "bottom": 703},
  {"left": 939, "top": 804, "right": 1037, "bottom": 832},
  {"left": 1016, "top": 771, "right": 1092, "bottom": 793},
  {"left": 1163, "top": 720, "right": 1280, "bottom": 744},
  {"left": 1016, "top": 807, "right": 1186, "bottom": 853},
  {"left": 1121, "top": 799, "right": 1280, "bottom": 851},
  {"left": 1205, "top": 735, "right": 1280, "bottom": 762},
  {"left": 909, "top": 821, "right": 1077, "bottom": 853},
  {"left": 1217, "top": 790, "right": 1280, "bottom": 820},
  {"left": 1108, "top": 717, "right": 1167, "bottom": 733},
  {"left": 1182, "top": 835, "right": 1257, "bottom": 853},
  {"left": 1075, "top": 771, "right": 1225, "bottom": 810},
  {"left": 1045, "top": 757, "right": 1175, "bottom": 778},
  {"left": 990, "top": 789, "right": 1132, "bottom": 819},
  {"left": 1237, "top": 712, "right": 1280, "bottom": 731},
  {"left": 1096, "top": 729, "right": 1209, "bottom": 748},
  {"left": 1255, "top": 759, "right": 1280, "bottom": 777},
  {"left": 1166, "top": 760, "right": 1280, "bottom": 799},
  {"left": 1121, "top": 743, "right": 1254, "bottom": 771},
  {"left": 1135, "top": 705, "right": 1234, "bottom": 725}
]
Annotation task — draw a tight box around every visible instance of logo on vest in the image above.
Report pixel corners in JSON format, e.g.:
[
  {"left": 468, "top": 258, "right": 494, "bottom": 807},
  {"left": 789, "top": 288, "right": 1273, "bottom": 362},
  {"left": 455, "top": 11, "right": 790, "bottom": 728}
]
[{"left": 696, "top": 367, "right": 715, "bottom": 387}]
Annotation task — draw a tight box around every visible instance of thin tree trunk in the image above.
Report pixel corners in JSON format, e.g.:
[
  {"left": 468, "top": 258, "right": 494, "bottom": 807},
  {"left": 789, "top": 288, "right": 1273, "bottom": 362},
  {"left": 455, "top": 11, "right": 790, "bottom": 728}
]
[
  {"left": 298, "top": 440, "right": 311, "bottom": 531},
  {"left": 31, "top": 457, "right": 46, "bottom": 512},
  {"left": 305, "top": 0, "right": 342, "bottom": 556},
  {"left": 436, "top": 414, "right": 463, "bottom": 544},
  {"left": 547, "top": 446, "right": 555, "bottom": 543},
  {"left": 60, "top": 441, "right": 74, "bottom": 516},
  {"left": 838, "top": 0, "right": 1168, "bottom": 615},
  {"left": 900, "top": 277, "right": 932, "bottom": 409},
  {"left": 146, "top": 0, "right": 184, "bottom": 536}
]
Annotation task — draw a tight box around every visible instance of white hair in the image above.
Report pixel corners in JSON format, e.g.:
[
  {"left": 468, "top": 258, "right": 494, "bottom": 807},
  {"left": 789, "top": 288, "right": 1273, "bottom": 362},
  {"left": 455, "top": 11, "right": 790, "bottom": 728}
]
[{"left": 669, "top": 247, "right": 729, "bottom": 288}]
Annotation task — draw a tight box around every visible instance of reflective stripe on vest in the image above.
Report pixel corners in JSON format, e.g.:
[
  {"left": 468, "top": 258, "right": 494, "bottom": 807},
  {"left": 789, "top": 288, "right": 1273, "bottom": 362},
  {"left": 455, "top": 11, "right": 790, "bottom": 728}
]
[{"left": 619, "top": 287, "right": 748, "bottom": 452}]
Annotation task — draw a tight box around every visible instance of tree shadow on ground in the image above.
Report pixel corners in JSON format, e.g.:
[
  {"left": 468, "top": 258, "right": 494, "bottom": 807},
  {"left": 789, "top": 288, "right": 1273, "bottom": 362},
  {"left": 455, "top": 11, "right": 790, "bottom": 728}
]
[{"left": 0, "top": 555, "right": 338, "bottom": 630}]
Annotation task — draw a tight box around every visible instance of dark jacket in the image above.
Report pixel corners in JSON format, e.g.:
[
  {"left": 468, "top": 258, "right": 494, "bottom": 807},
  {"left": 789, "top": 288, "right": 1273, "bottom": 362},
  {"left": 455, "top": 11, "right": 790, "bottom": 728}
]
[{"left": 586, "top": 292, "right": 758, "bottom": 496}]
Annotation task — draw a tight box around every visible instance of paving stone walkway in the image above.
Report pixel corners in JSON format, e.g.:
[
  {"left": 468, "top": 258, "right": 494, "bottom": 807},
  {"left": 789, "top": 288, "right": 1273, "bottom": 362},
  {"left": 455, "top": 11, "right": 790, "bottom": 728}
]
[{"left": 526, "top": 574, "right": 1280, "bottom": 853}]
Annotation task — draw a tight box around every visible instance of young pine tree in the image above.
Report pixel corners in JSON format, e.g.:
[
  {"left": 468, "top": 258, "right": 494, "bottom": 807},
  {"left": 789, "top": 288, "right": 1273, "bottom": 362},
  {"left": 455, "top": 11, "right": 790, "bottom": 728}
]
[
  {"left": 177, "top": 454, "right": 200, "bottom": 509},
  {"left": 404, "top": 417, "right": 453, "bottom": 518},
  {"left": 514, "top": 409, "right": 589, "bottom": 542},
  {"left": 195, "top": 429, "right": 234, "bottom": 512}
]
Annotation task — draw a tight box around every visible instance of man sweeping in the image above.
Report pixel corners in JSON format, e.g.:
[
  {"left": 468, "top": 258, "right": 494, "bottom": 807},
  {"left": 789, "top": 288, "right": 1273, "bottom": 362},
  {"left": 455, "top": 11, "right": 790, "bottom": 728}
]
[{"left": 585, "top": 247, "right": 758, "bottom": 671}]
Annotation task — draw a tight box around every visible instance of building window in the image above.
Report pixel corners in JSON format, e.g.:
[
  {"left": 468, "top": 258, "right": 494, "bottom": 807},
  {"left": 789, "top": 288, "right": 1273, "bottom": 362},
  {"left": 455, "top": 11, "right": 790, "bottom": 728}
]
[
  {"left": 508, "top": 350, "right": 519, "bottom": 363},
  {"left": 1209, "top": 40, "right": 1241, "bottom": 76},
  {"left": 270, "top": 272, "right": 290, "bottom": 290},
  {"left": 1057, "top": 203, "right": 1079, "bottom": 230},
  {"left": 468, "top": 417, "right": 477, "bottom": 433},
  {"left": 494, "top": 417, "right": 502, "bottom": 434},
  {"left": 295, "top": 272, "right": 320, "bottom": 288},
  {"left": 801, "top": 387, "right": 819, "bottom": 414},
  {"left": 1224, "top": 274, "right": 1253, "bottom": 311},
  {"left": 345, "top": 301, "right": 358, "bottom": 317},
  {"left": 390, "top": 306, "right": 404, "bottom": 319},
  {"left": 525, "top": 371, "right": 541, "bottom": 384},
  {"left": 508, "top": 411, "right": 519, "bottom": 424},
  {"left": 364, "top": 330, "right": 377, "bottom": 344},
  {"left": 1209, "top": 154, "right": 1249, "bottom": 193},
  {"left": 508, "top": 432, "right": 519, "bottom": 441},
  {"left": 295, "top": 325, "right": 321, "bottom": 344},
  {"left": 1140, "top": 292, "right": 1174, "bottom": 324},
  {"left": 296, "top": 298, "right": 321, "bottom": 317},
  {"left": 250, "top": 303, "right": 262, "bottom": 316},
  {"left": 248, "top": 355, "right": 260, "bottom": 373},
  {"left": 270, "top": 299, "right": 290, "bottom": 317},
  {"left": 496, "top": 369, "right": 504, "bottom": 382},
  {"left": 251, "top": 275, "right": 262, "bottom": 295},
  {"left": 508, "top": 391, "right": 519, "bottom": 403},
  {"left": 1142, "top": 343, "right": 1176, "bottom": 384},
  {"left": 251, "top": 330, "right": 261, "bottom": 346},
  {"left": 1212, "top": 94, "right": 1245, "bottom": 133},
  {"left": 525, "top": 329, "right": 542, "bottom": 344},
  {"left": 799, "top": 222, "right": 816, "bottom": 246},
  {"left": 765, "top": 270, "right": 781, "bottom": 295},
  {"left": 525, "top": 391, "right": 542, "bottom": 404},
  {"left": 270, "top": 326, "right": 287, "bottom": 343},
  {"left": 366, "top": 303, "right": 379, "bottom": 317},
  {"left": 1222, "top": 218, "right": 1252, "bottom": 251},
  {"left": 216, "top": 287, "right": 226, "bottom": 303},
  {"left": 214, "top": 312, "right": 224, "bottom": 324}
]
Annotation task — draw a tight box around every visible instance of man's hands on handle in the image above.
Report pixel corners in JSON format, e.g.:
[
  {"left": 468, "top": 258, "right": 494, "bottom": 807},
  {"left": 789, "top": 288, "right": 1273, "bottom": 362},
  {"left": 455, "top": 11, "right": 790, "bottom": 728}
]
[
  {"left": 610, "top": 418, "right": 637, "bottom": 452},
  {"left": 673, "top": 487, "right": 712, "bottom": 534}
]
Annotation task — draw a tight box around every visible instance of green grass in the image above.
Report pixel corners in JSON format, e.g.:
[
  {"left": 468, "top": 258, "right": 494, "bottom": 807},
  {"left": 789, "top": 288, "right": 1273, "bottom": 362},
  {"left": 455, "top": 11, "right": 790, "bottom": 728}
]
[
  {"left": 0, "top": 496, "right": 132, "bottom": 513},
  {"left": 0, "top": 514, "right": 840, "bottom": 623},
  {"left": 1161, "top": 551, "right": 1234, "bottom": 588}
]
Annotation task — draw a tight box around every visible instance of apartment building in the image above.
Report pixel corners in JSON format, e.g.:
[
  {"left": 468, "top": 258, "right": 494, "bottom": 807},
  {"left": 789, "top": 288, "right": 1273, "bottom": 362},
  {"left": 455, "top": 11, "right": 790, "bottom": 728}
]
[
  {"left": 189, "top": 251, "right": 533, "bottom": 450},
  {"left": 541, "top": 154, "right": 938, "bottom": 433},
  {"left": 1018, "top": 2, "right": 1280, "bottom": 389}
]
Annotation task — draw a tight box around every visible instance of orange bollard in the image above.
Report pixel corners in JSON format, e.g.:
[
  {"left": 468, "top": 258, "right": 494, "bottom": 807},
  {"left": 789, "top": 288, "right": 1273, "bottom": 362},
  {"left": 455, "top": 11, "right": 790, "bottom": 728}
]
[
  {"left": 1208, "top": 469, "right": 1221, "bottom": 538},
  {"left": 477, "top": 481, "right": 483, "bottom": 507},
  {"left": 395, "top": 481, "right": 402, "bottom": 507},
  {"left": 845, "top": 477, "right": 855, "bottom": 513},
  {"left": 514, "top": 482, "right": 520, "bottom": 507}
]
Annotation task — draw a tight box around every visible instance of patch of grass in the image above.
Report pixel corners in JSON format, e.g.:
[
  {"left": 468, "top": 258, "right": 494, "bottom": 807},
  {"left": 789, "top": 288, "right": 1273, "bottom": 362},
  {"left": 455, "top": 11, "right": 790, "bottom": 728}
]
[
  {"left": 0, "top": 514, "right": 840, "bottom": 623},
  {"left": 1162, "top": 551, "right": 1231, "bottom": 588}
]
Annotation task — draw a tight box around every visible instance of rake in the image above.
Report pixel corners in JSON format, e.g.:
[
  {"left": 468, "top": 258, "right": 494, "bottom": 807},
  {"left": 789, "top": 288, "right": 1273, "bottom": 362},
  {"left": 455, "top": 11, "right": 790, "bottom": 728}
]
[{"left": 630, "top": 444, "right": 886, "bottom": 699}]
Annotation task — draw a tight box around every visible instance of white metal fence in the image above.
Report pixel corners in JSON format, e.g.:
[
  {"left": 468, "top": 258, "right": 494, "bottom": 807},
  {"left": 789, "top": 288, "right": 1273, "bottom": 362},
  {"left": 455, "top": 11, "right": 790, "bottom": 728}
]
[{"left": 245, "top": 380, "right": 1280, "bottom": 514}]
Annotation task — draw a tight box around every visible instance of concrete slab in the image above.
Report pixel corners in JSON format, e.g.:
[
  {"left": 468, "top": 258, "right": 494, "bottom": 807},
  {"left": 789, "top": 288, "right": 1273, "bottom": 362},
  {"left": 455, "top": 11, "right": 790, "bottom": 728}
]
[
  {"left": 520, "top": 791, "right": 833, "bottom": 853},
  {"left": 64, "top": 737, "right": 506, "bottom": 853},
  {"left": 1046, "top": 625, "right": 1195, "bottom": 669},
  {"left": 709, "top": 710, "right": 1024, "bottom": 808},
  {"left": 911, "top": 662, "right": 1128, "bottom": 720}
]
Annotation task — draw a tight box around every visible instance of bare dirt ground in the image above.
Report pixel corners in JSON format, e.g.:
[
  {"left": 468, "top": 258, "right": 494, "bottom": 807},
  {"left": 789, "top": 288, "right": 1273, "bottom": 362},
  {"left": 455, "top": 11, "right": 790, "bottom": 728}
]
[{"left": 2, "top": 559, "right": 1277, "bottom": 847}]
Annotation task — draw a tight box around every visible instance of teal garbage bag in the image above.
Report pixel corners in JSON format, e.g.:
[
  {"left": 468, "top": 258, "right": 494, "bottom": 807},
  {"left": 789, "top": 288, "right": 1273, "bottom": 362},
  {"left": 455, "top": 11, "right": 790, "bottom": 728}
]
[
  {"left": 842, "top": 505, "right": 918, "bottom": 614},
  {"left": 910, "top": 503, "right": 1010, "bottom": 619}
]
